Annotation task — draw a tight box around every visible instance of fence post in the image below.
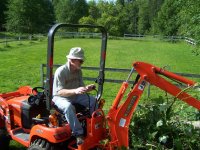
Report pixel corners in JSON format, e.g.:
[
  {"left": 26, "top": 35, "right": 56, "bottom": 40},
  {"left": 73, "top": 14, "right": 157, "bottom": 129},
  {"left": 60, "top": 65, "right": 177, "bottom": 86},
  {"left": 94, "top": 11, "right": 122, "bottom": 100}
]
[
  {"left": 40, "top": 64, "right": 45, "bottom": 87},
  {"left": 147, "top": 83, "right": 151, "bottom": 98},
  {"left": 4, "top": 36, "right": 7, "bottom": 47},
  {"left": 18, "top": 36, "right": 22, "bottom": 45}
]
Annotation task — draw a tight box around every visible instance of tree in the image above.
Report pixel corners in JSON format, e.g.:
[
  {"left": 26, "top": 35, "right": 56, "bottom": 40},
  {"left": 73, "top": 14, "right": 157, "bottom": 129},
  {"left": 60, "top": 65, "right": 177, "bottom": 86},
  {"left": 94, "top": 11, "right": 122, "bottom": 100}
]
[
  {"left": 152, "top": 0, "right": 181, "bottom": 36},
  {"left": 6, "top": 0, "right": 55, "bottom": 34},
  {"left": 79, "top": 16, "right": 96, "bottom": 32},
  {"left": 53, "top": 0, "right": 89, "bottom": 24},
  {"left": 75, "top": 0, "right": 89, "bottom": 22},
  {"left": 148, "top": 0, "right": 164, "bottom": 23},
  {"left": 178, "top": 0, "right": 200, "bottom": 43},
  {"left": 137, "top": 0, "right": 150, "bottom": 34},
  {"left": 116, "top": 0, "right": 125, "bottom": 6},
  {"left": 96, "top": 1, "right": 122, "bottom": 36},
  {"left": 0, "top": 0, "right": 8, "bottom": 31},
  {"left": 88, "top": 1, "right": 101, "bottom": 20},
  {"left": 123, "top": 1, "right": 139, "bottom": 34}
]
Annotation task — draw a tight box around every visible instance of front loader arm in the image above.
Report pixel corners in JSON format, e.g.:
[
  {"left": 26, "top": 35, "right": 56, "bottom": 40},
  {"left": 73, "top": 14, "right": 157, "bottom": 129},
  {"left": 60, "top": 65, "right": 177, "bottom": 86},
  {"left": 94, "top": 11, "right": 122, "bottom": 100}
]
[{"left": 106, "top": 61, "right": 200, "bottom": 149}]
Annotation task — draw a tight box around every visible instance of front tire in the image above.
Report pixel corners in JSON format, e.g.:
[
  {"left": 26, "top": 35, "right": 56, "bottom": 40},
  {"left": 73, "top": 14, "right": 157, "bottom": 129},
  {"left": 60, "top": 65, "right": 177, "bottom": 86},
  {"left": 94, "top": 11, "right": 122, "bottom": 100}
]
[
  {"left": 28, "top": 139, "right": 56, "bottom": 150},
  {"left": 0, "top": 128, "right": 10, "bottom": 150}
]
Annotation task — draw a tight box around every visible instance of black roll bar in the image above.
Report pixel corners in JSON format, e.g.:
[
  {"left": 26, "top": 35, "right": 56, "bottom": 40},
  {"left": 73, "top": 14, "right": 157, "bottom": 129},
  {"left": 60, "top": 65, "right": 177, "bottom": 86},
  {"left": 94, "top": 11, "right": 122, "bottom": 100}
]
[{"left": 45, "top": 23, "right": 107, "bottom": 110}]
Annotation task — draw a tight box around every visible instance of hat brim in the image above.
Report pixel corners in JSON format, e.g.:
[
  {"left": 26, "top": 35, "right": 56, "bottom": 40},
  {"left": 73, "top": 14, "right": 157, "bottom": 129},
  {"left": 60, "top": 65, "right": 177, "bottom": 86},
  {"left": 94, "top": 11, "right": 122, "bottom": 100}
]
[{"left": 66, "top": 55, "right": 84, "bottom": 60}]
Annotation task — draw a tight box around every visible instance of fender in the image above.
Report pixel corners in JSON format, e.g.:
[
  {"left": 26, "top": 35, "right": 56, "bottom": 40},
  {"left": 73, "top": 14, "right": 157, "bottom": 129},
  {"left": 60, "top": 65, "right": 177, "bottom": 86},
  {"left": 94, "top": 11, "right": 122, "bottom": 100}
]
[{"left": 29, "top": 124, "right": 71, "bottom": 144}]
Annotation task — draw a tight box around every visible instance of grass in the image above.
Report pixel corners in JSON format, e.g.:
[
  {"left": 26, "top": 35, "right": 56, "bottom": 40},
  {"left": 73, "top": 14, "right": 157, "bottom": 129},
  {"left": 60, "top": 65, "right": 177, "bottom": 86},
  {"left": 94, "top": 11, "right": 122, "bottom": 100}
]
[
  {"left": 0, "top": 37, "right": 199, "bottom": 149},
  {"left": 0, "top": 38, "right": 199, "bottom": 100},
  {"left": 0, "top": 38, "right": 199, "bottom": 98}
]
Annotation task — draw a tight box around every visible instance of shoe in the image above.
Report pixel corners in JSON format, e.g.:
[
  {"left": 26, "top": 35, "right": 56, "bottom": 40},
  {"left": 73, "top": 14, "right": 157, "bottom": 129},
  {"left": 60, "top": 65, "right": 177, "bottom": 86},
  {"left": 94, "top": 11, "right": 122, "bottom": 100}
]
[{"left": 76, "top": 136, "right": 84, "bottom": 145}]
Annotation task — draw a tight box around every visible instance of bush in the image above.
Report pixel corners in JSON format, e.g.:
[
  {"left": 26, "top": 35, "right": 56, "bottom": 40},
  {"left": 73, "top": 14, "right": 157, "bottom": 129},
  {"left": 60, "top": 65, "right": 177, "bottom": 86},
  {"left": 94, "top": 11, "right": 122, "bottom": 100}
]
[{"left": 129, "top": 96, "right": 200, "bottom": 149}]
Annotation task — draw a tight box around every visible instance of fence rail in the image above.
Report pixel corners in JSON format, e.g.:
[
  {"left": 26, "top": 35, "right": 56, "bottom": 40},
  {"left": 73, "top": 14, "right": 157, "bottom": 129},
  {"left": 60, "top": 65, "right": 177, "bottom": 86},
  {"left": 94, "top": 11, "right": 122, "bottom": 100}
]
[
  {"left": 40, "top": 64, "right": 132, "bottom": 86},
  {"left": 123, "top": 34, "right": 197, "bottom": 45},
  {"left": 41, "top": 64, "right": 200, "bottom": 97},
  {"left": 0, "top": 33, "right": 197, "bottom": 46},
  {"left": 0, "top": 34, "right": 45, "bottom": 46}
]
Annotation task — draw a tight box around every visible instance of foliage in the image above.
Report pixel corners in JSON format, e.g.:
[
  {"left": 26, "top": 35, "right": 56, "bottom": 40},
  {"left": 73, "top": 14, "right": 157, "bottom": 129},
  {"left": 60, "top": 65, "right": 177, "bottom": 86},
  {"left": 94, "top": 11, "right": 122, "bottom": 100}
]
[
  {"left": 152, "top": 0, "right": 181, "bottom": 36},
  {"left": 53, "top": 0, "right": 89, "bottom": 24},
  {"left": 129, "top": 95, "right": 200, "bottom": 149},
  {"left": 137, "top": 0, "right": 150, "bottom": 34},
  {"left": 0, "top": 0, "right": 8, "bottom": 31},
  {"left": 123, "top": 1, "right": 139, "bottom": 34},
  {"left": 88, "top": 1, "right": 101, "bottom": 20},
  {"left": 5, "top": 0, "right": 55, "bottom": 34},
  {"left": 96, "top": 1, "right": 121, "bottom": 36},
  {"left": 78, "top": 16, "right": 96, "bottom": 32},
  {"left": 178, "top": 0, "right": 200, "bottom": 43}
]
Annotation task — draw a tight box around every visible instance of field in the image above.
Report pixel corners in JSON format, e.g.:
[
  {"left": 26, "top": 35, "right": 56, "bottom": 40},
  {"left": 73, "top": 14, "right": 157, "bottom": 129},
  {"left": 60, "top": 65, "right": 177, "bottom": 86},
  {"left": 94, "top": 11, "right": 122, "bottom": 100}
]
[
  {"left": 0, "top": 38, "right": 199, "bottom": 99},
  {"left": 0, "top": 37, "right": 200, "bottom": 149}
]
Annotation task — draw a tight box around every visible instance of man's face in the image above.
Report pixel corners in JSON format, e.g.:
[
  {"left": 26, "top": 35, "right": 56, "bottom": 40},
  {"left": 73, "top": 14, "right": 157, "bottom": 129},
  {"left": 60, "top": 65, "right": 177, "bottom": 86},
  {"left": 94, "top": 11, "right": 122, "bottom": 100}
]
[{"left": 70, "top": 59, "right": 84, "bottom": 70}]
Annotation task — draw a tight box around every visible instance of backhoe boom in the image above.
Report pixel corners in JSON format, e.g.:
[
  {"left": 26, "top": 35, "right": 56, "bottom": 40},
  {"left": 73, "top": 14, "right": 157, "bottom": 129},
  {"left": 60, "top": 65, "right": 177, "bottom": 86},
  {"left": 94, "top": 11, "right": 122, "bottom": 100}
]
[{"left": 106, "top": 61, "right": 200, "bottom": 149}]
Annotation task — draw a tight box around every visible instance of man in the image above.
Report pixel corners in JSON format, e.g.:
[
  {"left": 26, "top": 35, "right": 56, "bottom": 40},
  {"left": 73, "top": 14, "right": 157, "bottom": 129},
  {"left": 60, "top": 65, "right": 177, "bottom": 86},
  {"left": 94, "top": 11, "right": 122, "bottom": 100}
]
[{"left": 52, "top": 47, "right": 97, "bottom": 145}]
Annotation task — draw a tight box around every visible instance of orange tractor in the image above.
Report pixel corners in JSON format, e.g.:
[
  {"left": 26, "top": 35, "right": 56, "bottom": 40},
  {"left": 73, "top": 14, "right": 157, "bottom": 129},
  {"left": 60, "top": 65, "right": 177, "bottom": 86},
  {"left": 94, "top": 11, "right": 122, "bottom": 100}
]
[{"left": 0, "top": 24, "right": 200, "bottom": 150}]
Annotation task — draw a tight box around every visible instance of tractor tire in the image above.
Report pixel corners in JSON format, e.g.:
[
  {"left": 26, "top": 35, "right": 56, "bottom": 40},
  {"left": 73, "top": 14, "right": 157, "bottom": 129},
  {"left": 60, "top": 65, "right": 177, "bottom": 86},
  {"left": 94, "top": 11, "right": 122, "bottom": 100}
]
[
  {"left": 0, "top": 128, "right": 10, "bottom": 150},
  {"left": 28, "top": 139, "right": 58, "bottom": 150}
]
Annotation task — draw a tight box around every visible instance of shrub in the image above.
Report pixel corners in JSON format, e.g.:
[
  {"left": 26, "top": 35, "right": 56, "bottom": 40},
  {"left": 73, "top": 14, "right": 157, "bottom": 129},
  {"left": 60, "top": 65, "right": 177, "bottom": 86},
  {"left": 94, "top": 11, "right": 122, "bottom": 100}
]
[{"left": 129, "top": 96, "right": 200, "bottom": 149}]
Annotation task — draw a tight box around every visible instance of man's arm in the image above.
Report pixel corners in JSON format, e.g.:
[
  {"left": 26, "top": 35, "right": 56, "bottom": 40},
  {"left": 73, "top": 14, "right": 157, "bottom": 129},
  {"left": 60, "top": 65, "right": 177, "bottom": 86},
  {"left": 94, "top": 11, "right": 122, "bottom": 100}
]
[
  {"left": 58, "top": 87, "right": 88, "bottom": 97},
  {"left": 58, "top": 84, "right": 95, "bottom": 97}
]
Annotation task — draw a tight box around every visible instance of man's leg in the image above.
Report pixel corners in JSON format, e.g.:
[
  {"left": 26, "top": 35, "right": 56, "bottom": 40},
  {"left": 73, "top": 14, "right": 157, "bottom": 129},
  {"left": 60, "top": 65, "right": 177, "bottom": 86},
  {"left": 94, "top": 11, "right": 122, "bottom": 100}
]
[
  {"left": 74, "top": 94, "right": 98, "bottom": 115},
  {"left": 53, "top": 97, "right": 84, "bottom": 136}
]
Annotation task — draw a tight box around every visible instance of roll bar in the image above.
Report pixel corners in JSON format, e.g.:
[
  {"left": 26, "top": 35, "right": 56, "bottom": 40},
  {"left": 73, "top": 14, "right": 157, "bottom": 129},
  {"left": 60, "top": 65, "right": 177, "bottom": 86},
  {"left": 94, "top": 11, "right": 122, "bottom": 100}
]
[{"left": 45, "top": 23, "right": 107, "bottom": 110}]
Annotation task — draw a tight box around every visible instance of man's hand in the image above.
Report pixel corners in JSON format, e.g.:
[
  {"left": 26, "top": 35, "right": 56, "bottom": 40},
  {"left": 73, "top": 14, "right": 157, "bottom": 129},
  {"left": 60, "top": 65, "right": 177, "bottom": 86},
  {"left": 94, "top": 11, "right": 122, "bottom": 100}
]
[
  {"left": 85, "top": 84, "right": 96, "bottom": 92},
  {"left": 74, "top": 84, "right": 96, "bottom": 95},
  {"left": 74, "top": 87, "right": 87, "bottom": 94}
]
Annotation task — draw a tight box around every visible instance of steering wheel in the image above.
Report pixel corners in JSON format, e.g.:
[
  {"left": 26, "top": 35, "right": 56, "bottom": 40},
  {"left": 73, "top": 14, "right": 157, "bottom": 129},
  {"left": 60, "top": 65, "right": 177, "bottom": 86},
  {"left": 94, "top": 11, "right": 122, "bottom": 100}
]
[
  {"left": 32, "top": 87, "right": 45, "bottom": 96},
  {"left": 28, "top": 87, "right": 45, "bottom": 106}
]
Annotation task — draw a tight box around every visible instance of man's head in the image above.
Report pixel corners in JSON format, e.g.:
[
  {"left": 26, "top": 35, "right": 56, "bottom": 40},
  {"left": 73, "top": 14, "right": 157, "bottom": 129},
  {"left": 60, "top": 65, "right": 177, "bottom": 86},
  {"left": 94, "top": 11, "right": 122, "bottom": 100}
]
[
  {"left": 67, "top": 47, "right": 85, "bottom": 70},
  {"left": 66, "top": 47, "right": 85, "bottom": 60}
]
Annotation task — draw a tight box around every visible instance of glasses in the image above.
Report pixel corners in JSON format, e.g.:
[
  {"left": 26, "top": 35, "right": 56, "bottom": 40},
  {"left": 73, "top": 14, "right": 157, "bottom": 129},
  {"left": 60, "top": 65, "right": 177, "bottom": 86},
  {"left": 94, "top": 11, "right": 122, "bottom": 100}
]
[{"left": 74, "top": 59, "right": 84, "bottom": 64}]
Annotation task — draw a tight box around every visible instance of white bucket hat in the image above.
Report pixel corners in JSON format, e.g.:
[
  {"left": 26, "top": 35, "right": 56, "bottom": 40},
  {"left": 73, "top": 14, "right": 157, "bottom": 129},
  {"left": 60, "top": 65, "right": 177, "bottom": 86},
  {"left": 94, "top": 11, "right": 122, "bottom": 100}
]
[{"left": 66, "top": 47, "right": 85, "bottom": 60}]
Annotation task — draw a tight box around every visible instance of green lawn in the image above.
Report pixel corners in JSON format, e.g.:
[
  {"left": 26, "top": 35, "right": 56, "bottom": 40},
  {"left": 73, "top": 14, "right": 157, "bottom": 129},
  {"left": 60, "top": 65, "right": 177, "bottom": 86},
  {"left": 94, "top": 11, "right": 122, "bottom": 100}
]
[{"left": 0, "top": 38, "right": 199, "bottom": 96}]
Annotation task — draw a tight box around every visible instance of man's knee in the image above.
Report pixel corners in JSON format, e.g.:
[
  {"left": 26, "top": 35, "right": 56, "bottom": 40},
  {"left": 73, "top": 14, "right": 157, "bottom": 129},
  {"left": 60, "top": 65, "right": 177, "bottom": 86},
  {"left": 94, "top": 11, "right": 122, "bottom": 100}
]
[
  {"left": 54, "top": 99, "right": 75, "bottom": 113},
  {"left": 90, "top": 96, "right": 97, "bottom": 106},
  {"left": 63, "top": 103, "right": 76, "bottom": 114}
]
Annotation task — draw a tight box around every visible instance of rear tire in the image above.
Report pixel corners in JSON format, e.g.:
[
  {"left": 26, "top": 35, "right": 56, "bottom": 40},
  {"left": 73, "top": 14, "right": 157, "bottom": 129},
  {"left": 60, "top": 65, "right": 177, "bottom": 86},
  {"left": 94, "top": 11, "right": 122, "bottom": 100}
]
[
  {"left": 28, "top": 139, "right": 57, "bottom": 150},
  {"left": 0, "top": 128, "right": 10, "bottom": 150}
]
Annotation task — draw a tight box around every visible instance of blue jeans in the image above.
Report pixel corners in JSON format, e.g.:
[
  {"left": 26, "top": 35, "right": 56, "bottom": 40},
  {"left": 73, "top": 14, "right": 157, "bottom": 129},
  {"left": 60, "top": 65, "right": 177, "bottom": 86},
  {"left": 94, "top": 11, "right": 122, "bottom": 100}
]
[{"left": 53, "top": 94, "right": 97, "bottom": 136}]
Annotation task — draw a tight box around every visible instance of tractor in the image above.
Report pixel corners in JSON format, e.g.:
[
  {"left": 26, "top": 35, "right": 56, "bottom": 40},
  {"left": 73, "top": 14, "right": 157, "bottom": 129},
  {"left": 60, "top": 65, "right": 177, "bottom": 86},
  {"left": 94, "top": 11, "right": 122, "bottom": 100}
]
[{"left": 0, "top": 23, "right": 200, "bottom": 150}]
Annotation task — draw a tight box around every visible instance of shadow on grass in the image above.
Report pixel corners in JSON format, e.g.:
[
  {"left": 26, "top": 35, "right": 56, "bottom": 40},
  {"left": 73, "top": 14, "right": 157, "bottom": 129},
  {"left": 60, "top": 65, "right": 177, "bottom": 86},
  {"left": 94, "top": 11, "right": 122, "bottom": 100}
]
[
  {"left": 9, "top": 146, "right": 26, "bottom": 150},
  {"left": 0, "top": 44, "right": 21, "bottom": 51},
  {"left": 9, "top": 140, "right": 26, "bottom": 150},
  {"left": 0, "top": 48, "right": 11, "bottom": 51}
]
